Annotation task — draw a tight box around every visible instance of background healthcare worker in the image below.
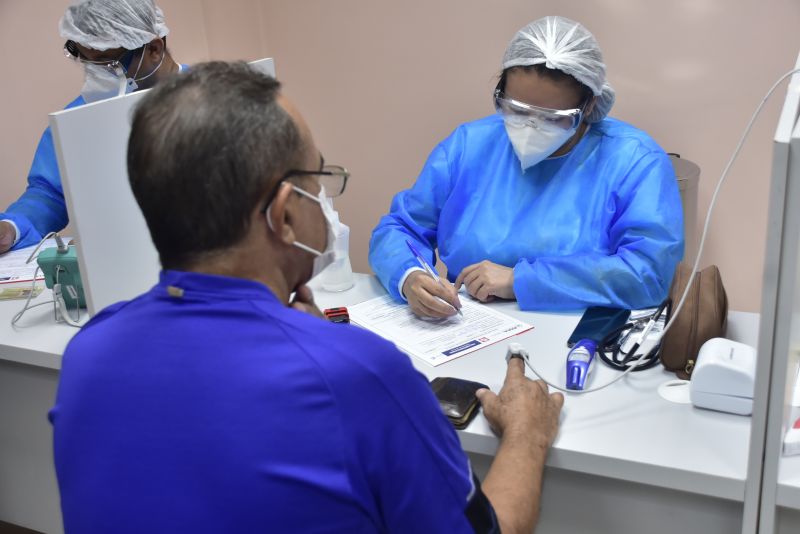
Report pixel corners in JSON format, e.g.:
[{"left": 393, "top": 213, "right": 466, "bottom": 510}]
[
  {"left": 0, "top": 0, "right": 182, "bottom": 253},
  {"left": 369, "top": 16, "right": 684, "bottom": 317}
]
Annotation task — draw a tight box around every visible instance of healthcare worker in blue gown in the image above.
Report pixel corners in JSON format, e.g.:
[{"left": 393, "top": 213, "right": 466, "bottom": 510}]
[
  {"left": 0, "top": 0, "right": 184, "bottom": 253},
  {"left": 369, "top": 16, "right": 684, "bottom": 317}
]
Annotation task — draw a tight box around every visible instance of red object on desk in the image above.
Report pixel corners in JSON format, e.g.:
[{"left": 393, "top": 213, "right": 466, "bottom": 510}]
[{"left": 323, "top": 307, "right": 350, "bottom": 324}]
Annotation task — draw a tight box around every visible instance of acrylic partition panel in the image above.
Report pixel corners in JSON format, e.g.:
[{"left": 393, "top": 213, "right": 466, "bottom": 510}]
[
  {"left": 50, "top": 59, "right": 276, "bottom": 315},
  {"left": 743, "top": 50, "right": 800, "bottom": 534},
  {"left": 766, "top": 108, "right": 800, "bottom": 534}
]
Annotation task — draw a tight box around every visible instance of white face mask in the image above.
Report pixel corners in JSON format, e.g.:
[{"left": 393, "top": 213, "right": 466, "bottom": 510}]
[
  {"left": 503, "top": 118, "right": 577, "bottom": 171},
  {"left": 79, "top": 45, "right": 165, "bottom": 104},
  {"left": 267, "top": 184, "right": 342, "bottom": 280},
  {"left": 81, "top": 64, "right": 129, "bottom": 103}
]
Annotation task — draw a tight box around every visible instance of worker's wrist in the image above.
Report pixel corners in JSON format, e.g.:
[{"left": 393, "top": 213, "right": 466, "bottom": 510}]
[
  {"left": 398, "top": 266, "right": 425, "bottom": 301},
  {"left": 0, "top": 219, "right": 20, "bottom": 246}
]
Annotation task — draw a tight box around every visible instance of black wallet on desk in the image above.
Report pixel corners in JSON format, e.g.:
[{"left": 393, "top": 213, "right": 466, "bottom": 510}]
[{"left": 430, "top": 377, "right": 489, "bottom": 430}]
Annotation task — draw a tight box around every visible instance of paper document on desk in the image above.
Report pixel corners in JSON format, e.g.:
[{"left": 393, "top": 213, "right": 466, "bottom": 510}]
[
  {"left": 348, "top": 295, "right": 533, "bottom": 366},
  {"left": 0, "top": 239, "right": 64, "bottom": 284}
]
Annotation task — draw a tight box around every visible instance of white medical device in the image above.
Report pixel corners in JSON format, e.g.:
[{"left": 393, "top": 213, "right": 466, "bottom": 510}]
[{"left": 689, "top": 338, "right": 757, "bottom": 416}]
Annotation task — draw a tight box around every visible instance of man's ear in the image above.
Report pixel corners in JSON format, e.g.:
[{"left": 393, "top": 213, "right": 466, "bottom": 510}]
[{"left": 266, "top": 182, "right": 297, "bottom": 246}]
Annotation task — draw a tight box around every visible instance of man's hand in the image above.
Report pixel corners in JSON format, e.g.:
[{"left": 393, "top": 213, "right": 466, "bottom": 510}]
[
  {"left": 401, "top": 270, "right": 462, "bottom": 319},
  {"left": 290, "top": 285, "right": 324, "bottom": 319},
  {"left": 0, "top": 221, "right": 15, "bottom": 254},
  {"left": 476, "top": 357, "right": 563, "bottom": 447},
  {"left": 454, "top": 260, "right": 515, "bottom": 302},
  {"left": 478, "top": 356, "right": 564, "bottom": 534}
]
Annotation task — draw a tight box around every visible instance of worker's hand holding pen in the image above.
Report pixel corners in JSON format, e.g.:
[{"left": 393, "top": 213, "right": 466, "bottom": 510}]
[
  {"left": 403, "top": 240, "right": 463, "bottom": 318},
  {"left": 402, "top": 271, "right": 463, "bottom": 319}
]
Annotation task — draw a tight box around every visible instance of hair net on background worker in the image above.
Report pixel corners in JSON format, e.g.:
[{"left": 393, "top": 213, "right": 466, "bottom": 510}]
[
  {"left": 502, "top": 16, "right": 616, "bottom": 123},
  {"left": 59, "top": 0, "right": 169, "bottom": 52}
]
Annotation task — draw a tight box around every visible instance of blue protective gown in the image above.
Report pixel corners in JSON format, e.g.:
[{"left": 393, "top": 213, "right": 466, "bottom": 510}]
[
  {"left": 50, "top": 271, "right": 497, "bottom": 533},
  {"left": 1, "top": 96, "right": 85, "bottom": 249},
  {"left": 369, "top": 114, "right": 684, "bottom": 311}
]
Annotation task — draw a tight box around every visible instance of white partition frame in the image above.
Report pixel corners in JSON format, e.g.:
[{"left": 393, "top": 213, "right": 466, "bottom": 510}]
[
  {"left": 757, "top": 74, "right": 800, "bottom": 534},
  {"left": 742, "top": 53, "right": 800, "bottom": 533}
]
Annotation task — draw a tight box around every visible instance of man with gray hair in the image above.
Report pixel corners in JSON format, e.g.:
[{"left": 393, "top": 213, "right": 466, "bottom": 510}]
[
  {"left": 49, "top": 61, "right": 564, "bottom": 534},
  {"left": 0, "top": 0, "right": 183, "bottom": 253}
]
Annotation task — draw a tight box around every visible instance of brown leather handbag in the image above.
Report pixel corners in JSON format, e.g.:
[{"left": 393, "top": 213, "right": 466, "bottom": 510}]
[{"left": 660, "top": 263, "right": 728, "bottom": 379}]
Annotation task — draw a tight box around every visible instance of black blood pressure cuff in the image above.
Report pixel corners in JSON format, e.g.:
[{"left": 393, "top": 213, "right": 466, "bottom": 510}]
[{"left": 465, "top": 473, "right": 501, "bottom": 533}]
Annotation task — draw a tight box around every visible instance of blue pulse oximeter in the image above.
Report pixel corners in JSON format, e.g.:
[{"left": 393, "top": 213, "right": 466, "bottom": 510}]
[{"left": 566, "top": 339, "right": 598, "bottom": 390}]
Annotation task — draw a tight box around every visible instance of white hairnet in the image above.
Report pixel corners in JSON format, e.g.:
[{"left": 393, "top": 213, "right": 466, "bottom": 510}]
[
  {"left": 502, "top": 16, "right": 615, "bottom": 123},
  {"left": 59, "top": 0, "right": 169, "bottom": 52}
]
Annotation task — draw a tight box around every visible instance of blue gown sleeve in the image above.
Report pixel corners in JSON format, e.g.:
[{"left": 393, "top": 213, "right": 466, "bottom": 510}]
[
  {"left": 513, "top": 151, "right": 684, "bottom": 311},
  {"left": 1, "top": 126, "right": 68, "bottom": 249},
  {"left": 369, "top": 142, "right": 454, "bottom": 301}
]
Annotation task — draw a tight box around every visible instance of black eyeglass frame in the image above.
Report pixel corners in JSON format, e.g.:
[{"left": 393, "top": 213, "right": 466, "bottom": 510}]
[
  {"left": 260, "top": 163, "right": 350, "bottom": 214},
  {"left": 63, "top": 40, "right": 140, "bottom": 73}
]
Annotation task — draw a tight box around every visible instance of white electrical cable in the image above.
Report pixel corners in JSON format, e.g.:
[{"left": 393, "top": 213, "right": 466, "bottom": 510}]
[
  {"left": 23, "top": 231, "right": 57, "bottom": 264},
  {"left": 523, "top": 344, "right": 653, "bottom": 394},
  {"left": 662, "top": 66, "right": 800, "bottom": 336},
  {"left": 12, "top": 232, "right": 58, "bottom": 327},
  {"left": 53, "top": 267, "right": 82, "bottom": 328},
  {"left": 522, "top": 66, "right": 800, "bottom": 395},
  {"left": 11, "top": 232, "right": 84, "bottom": 328},
  {"left": 11, "top": 266, "right": 51, "bottom": 327},
  {"left": 53, "top": 286, "right": 82, "bottom": 327}
]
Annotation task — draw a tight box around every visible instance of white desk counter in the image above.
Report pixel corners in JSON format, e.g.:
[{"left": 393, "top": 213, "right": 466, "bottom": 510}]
[
  {"left": 0, "top": 274, "right": 760, "bottom": 534},
  {"left": 314, "top": 275, "right": 759, "bottom": 534},
  {"left": 312, "top": 276, "right": 758, "bottom": 496},
  {"left": 0, "top": 287, "right": 80, "bottom": 370}
]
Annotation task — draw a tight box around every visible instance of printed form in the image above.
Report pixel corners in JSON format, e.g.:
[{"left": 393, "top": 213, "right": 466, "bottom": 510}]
[
  {"left": 348, "top": 295, "right": 533, "bottom": 366},
  {"left": 0, "top": 239, "right": 64, "bottom": 284}
]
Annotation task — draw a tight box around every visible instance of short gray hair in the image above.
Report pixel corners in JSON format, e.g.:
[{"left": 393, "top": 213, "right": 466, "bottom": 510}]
[{"left": 127, "top": 61, "right": 303, "bottom": 269}]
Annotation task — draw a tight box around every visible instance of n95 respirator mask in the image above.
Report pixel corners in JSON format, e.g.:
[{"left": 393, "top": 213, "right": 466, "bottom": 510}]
[{"left": 503, "top": 118, "right": 576, "bottom": 171}]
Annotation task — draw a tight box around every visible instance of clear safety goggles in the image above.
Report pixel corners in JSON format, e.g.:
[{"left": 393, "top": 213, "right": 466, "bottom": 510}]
[
  {"left": 494, "top": 88, "right": 585, "bottom": 131},
  {"left": 64, "top": 40, "right": 137, "bottom": 75}
]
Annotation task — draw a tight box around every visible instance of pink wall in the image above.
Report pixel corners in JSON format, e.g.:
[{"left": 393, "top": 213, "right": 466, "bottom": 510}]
[
  {"left": 0, "top": 0, "right": 211, "bottom": 233},
  {"left": 259, "top": 0, "right": 800, "bottom": 312},
  {"left": 1, "top": 0, "right": 798, "bottom": 311},
  {"left": 0, "top": 1, "right": 83, "bottom": 216}
]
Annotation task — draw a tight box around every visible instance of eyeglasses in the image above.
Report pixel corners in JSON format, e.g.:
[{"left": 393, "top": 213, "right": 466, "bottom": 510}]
[
  {"left": 494, "top": 88, "right": 585, "bottom": 131},
  {"left": 262, "top": 161, "right": 350, "bottom": 212},
  {"left": 283, "top": 164, "right": 349, "bottom": 198},
  {"left": 63, "top": 40, "right": 135, "bottom": 74}
]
